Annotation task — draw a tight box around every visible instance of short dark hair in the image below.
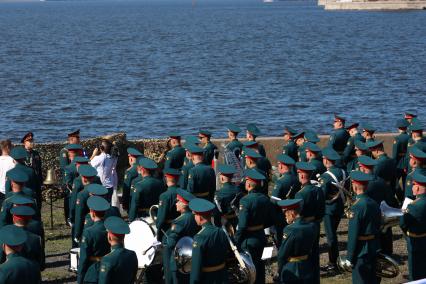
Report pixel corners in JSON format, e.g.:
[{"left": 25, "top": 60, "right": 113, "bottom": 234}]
[{"left": 101, "top": 139, "right": 112, "bottom": 154}]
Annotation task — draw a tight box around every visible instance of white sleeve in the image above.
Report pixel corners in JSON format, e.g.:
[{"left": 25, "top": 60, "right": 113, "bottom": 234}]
[{"left": 90, "top": 154, "right": 104, "bottom": 169}]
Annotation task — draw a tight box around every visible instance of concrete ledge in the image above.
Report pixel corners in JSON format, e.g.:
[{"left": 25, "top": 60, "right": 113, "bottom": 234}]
[{"left": 323, "top": 0, "right": 426, "bottom": 10}]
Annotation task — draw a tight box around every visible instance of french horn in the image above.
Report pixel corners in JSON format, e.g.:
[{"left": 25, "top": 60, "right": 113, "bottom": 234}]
[{"left": 337, "top": 252, "right": 399, "bottom": 278}]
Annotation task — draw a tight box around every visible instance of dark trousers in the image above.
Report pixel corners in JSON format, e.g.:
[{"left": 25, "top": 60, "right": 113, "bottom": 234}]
[
  {"left": 242, "top": 241, "right": 265, "bottom": 284},
  {"left": 0, "top": 192, "right": 5, "bottom": 207},
  {"left": 352, "top": 255, "right": 379, "bottom": 284},
  {"left": 106, "top": 187, "right": 113, "bottom": 203},
  {"left": 323, "top": 214, "right": 341, "bottom": 264},
  {"left": 144, "top": 264, "right": 163, "bottom": 284},
  {"left": 64, "top": 190, "right": 70, "bottom": 223},
  {"left": 380, "top": 228, "right": 393, "bottom": 255}
]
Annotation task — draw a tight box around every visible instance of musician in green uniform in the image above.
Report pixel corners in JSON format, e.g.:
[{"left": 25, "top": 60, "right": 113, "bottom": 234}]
[
  {"left": 8, "top": 206, "right": 44, "bottom": 270},
  {"left": 65, "top": 145, "right": 86, "bottom": 225},
  {"left": 225, "top": 124, "right": 243, "bottom": 156},
  {"left": 21, "top": 132, "right": 43, "bottom": 208},
  {"left": 122, "top": 147, "right": 143, "bottom": 212},
  {"left": 215, "top": 164, "right": 241, "bottom": 231},
  {"left": 367, "top": 140, "right": 397, "bottom": 190},
  {"left": 241, "top": 147, "right": 269, "bottom": 195},
  {"left": 78, "top": 196, "right": 111, "bottom": 284},
  {"left": 276, "top": 198, "right": 316, "bottom": 284},
  {"left": 400, "top": 171, "right": 426, "bottom": 281},
  {"left": 282, "top": 126, "right": 298, "bottom": 162},
  {"left": 328, "top": 115, "right": 350, "bottom": 155},
  {"left": 404, "top": 111, "right": 418, "bottom": 126},
  {"left": 189, "top": 198, "right": 230, "bottom": 284},
  {"left": 358, "top": 155, "right": 396, "bottom": 255},
  {"left": 347, "top": 140, "right": 369, "bottom": 173},
  {"left": 271, "top": 154, "right": 299, "bottom": 247},
  {"left": 165, "top": 189, "right": 199, "bottom": 284},
  {"left": 179, "top": 137, "right": 199, "bottom": 189},
  {"left": 156, "top": 167, "right": 180, "bottom": 241},
  {"left": 246, "top": 123, "right": 266, "bottom": 157},
  {"left": 235, "top": 169, "right": 275, "bottom": 284},
  {"left": 342, "top": 123, "right": 365, "bottom": 167},
  {"left": 5, "top": 147, "right": 40, "bottom": 200},
  {"left": 319, "top": 148, "right": 345, "bottom": 272},
  {"left": 198, "top": 129, "right": 217, "bottom": 166},
  {"left": 405, "top": 147, "right": 426, "bottom": 199},
  {"left": 98, "top": 216, "right": 138, "bottom": 284},
  {"left": 0, "top": 225, "right": 41, "bottom": 284},
  {"left": 305, "top": 142, "right": 325, "bottom": 178},
  {"left": 343, "top": 171, "right": 381, "bottom": 284},
  {"left": 186, "top": 144, "right": 216, "bottom": 201},
  {"left": 361, "top": 124, "right": 376, "bottom": 143},
  {"left": 165, "top": 133, "right": 186, "bottom": 170},
  {"left": 294, "top": 162, "right": 324, "bottom": 284},
  {"left": 392, "top": 119, "right": 410, "bottom": 201},
  {"left": 129, "top": 158, "right": 165, "bottom": 222},
  {"left": 59, "top": 129, "right": 82, "bottom": 172},
  {"left": 74, "top": 166, "right": 104, "bottom": 245},
  {"left": 293, "top": 132, "right": 306, "bottom": 162}
]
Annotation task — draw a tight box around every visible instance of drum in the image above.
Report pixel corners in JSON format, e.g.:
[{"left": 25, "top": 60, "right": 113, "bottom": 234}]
[
  {"left": 69, "top": 248, "right": 80, "bottom": 272},
  {"left": 124, "top": 220, "right": 162, "bottom": 268}
]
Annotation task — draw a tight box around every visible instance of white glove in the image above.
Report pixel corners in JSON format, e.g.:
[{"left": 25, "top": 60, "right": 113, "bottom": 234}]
[{"left": 343, "top": 259, "right": 352, "bottom": 269}]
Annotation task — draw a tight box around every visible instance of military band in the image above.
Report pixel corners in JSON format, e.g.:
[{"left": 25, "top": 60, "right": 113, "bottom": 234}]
[{"left": 1, "top": 114, "right": 425, "bottom": 283}]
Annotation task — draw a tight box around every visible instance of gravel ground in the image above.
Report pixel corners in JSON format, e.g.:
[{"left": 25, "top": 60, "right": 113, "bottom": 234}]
[{"left": 41, "top": 199, "right": 409, "bottom": 284}]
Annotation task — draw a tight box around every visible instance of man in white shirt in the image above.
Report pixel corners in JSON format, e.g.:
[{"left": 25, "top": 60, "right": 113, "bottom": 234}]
[
  {"left": 90, "top": 139, "right": 118, "bottom": 206},
  {"left": 0, "top": 140, "right": 15, "bottom": 204}
]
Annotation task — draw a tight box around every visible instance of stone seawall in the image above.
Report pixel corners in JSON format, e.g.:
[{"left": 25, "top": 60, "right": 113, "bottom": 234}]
[
  {"left": 320, "top": 0, "right": 426, "bottom": 10},
  {"left": 33, "top": 132, "right": 398, "bottom": 185}
]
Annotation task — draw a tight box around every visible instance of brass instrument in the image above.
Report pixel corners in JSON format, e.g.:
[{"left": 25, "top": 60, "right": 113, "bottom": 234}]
[
  {"left": 337, "top": 201, "right": 403, "bottom": 278},
  {"left": 221, "top": 143, "right": 244, "bottom": 184},
  {"left": 338, "top": 253, "right": 399, "bottom": 278},
  {"left": 174, "top": 237, "right": 194, "bottom": 274}
]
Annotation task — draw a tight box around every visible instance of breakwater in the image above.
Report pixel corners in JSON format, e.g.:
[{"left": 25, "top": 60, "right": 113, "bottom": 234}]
[{"left": 34, "top": 132, "right": 398, "bottom": 186}]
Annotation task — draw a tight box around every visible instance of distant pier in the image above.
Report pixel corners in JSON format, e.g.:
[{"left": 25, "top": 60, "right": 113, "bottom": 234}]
[{"left": 318, "top": 0, "right": 426, "bottom": 10}]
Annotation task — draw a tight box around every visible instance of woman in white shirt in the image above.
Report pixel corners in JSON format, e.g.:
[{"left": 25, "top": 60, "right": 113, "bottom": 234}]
[{"left": 0, "top": 140, "right": 15, "bottom": 204}]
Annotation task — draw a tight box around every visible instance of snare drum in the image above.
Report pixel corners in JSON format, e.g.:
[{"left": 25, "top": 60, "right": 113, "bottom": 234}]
[
  {"left": 69, "top": 248, "right": 80, "bottom": 272},
  {"left": 124, "top": 220, "right": 162, "bottom": 268}
]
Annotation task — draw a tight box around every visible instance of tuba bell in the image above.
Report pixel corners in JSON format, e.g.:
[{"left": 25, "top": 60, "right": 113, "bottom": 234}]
[
  {"left": 380, "top": 201, "right": 403, "bottom": 233},
  {"left": 338, "top": 252, "right": 400, "bottom": 278},
  {"left": 174, "top": 236, "right": 194, "bottom": 274}
]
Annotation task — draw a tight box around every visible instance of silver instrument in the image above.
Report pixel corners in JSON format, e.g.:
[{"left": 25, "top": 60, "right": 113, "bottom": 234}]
[
  {"left": 380, "top": 201, "right": 403, "bottom": 233},
  {"left": 69, "top": 248, "right": 80, "bottom": 273},
  {"left": 338, "top": 252, "right": 399, "bottom": 278},
  {"left": 174, "top": 236, "right": 194, "bottom": 274},
  {"left": 221, "top": 143, "right": 244, "bottom": 184}
]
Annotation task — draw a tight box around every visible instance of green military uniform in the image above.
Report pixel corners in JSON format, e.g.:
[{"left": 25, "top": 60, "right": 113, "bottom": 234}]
[
  {"left": 78, "top": 196, "right": 111, "bottom": 284},
  {"left": 235, "top": 169, "right": 275, "bottom": 284},
  {"left": 346, "top": 140, "right": 368, "bottom": 173},
  {"left": 189, "top": 198, "right": 230, "bottom": 284},
  {"left": 392, "top": 120, "right": 410, "bottom": 196},
  {"left": 328, "top": 115, "right": 350, "bottom": 155},
  {"left": 367, "top": 140, "right": 397, "bottom": 190},
  {"left": 294, "top": 162, "right": 324, "bottom": 284},
  {"left": 156, "top": 168, "right": 180, "bottom": 241},
  {"left": 342, "top": 123, "right": 365, "bottom": 166},
  {"left": 215, "top": 164, "right": 241, "bottom": 230},
  {"left": 179, "top": 138, "right": 200, "bottom": 189},
  {"left": 129, "top": 158, "right": 165, "bottom": 221},
  {"left": 165, "top": 134, "right": 186, "bottom": 169},
  {"left": 319, "top": 148, "right": 345, "bottom": 269},
  {"left": 0, "top": 225, "right": 41, "bottom": 284},
  {"left": 346, "top": 171, "right": 381, "bottom": 284},
  {"left": 73, "top": 167, "right": 104, "bottom": 244},
  {"left": 59, "top": 129, "right": 82, "bottom": 174},
  {"left": 277, "top": 199, "right": 316, "bottom": 284},
  {"left": 404, "top": 123, "right": 426, "bottom": 174},
  {"left": 225, "top": 124, "right": 244, "bottom": 156},
  {"left": 83, "top": 206, "right": 121, "bottom": 231},
  {"left": 361, "top": 124, "right": 376, "bottom": 143},
  {"left": 241, "top": 147, "right": 269, "bottom": 195},
  {"left": 10, "top": 206, "right": 44, "bottom": 270},
  {"left": 22, "top": 132, "right": 43, "bottom": 207},
  {"left": 305, "top": 142, "right": 326, "bottom": 178},
  {"left": 6, "top": 147, "right": 40, "bottom": 201},
  {"left": 186, "top": 144, "right": 216, "bottom": 201},
  {"left": 247, "top": 123, "right": 266, "bottom": 157},
  {"left": 272, "top": 155, "right": 298, "bottom": 200},
  {"left": 122, "top": 148, "right": 143, "bottom": 211},
  {"left": 98, "top": 216, "right": 138, "bottom": 284},
  {"left": 163, "top": 189, "right": 199, "bottom": 284},
  {"left": 198, "top": 130, "right": 217, "bottom": 166},
  {"left": 400, "top": 171, "right": 426, "bottom": 281},
  {"left": 282, "top": 126, "right": 299, "bottom": 162},
  {"left": 0, "top": 192, "right": 38, "bottom": 228}
]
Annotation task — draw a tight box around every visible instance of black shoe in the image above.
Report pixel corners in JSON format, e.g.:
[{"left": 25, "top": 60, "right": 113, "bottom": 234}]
[{"left": 321, "top": 263, "right": 339, "bottom": 272}]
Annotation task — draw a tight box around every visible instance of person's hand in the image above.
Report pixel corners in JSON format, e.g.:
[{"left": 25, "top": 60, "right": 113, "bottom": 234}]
[{"left": 93, "top": 147, "right": 99, "bottom": 155}]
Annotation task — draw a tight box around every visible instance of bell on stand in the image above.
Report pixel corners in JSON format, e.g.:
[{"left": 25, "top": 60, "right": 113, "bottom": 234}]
[{"left": 44, "top": 169, "right": 57, "bottom": 229}]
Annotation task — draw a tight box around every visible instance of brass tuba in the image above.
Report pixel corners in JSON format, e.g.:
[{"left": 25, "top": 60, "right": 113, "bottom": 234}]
[{"left": 337, "top": 253, "right": 399, "bottom": 278}]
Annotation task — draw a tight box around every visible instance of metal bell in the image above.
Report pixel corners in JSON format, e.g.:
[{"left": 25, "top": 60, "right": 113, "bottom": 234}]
[{"left": 43, "top": 169, "right": 57, "bottom": 185}]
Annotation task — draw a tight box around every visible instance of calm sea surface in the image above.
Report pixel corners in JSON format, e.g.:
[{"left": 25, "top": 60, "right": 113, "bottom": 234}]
[{"left": 0, "top": 0, "right": 425, "bottom": 142}]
